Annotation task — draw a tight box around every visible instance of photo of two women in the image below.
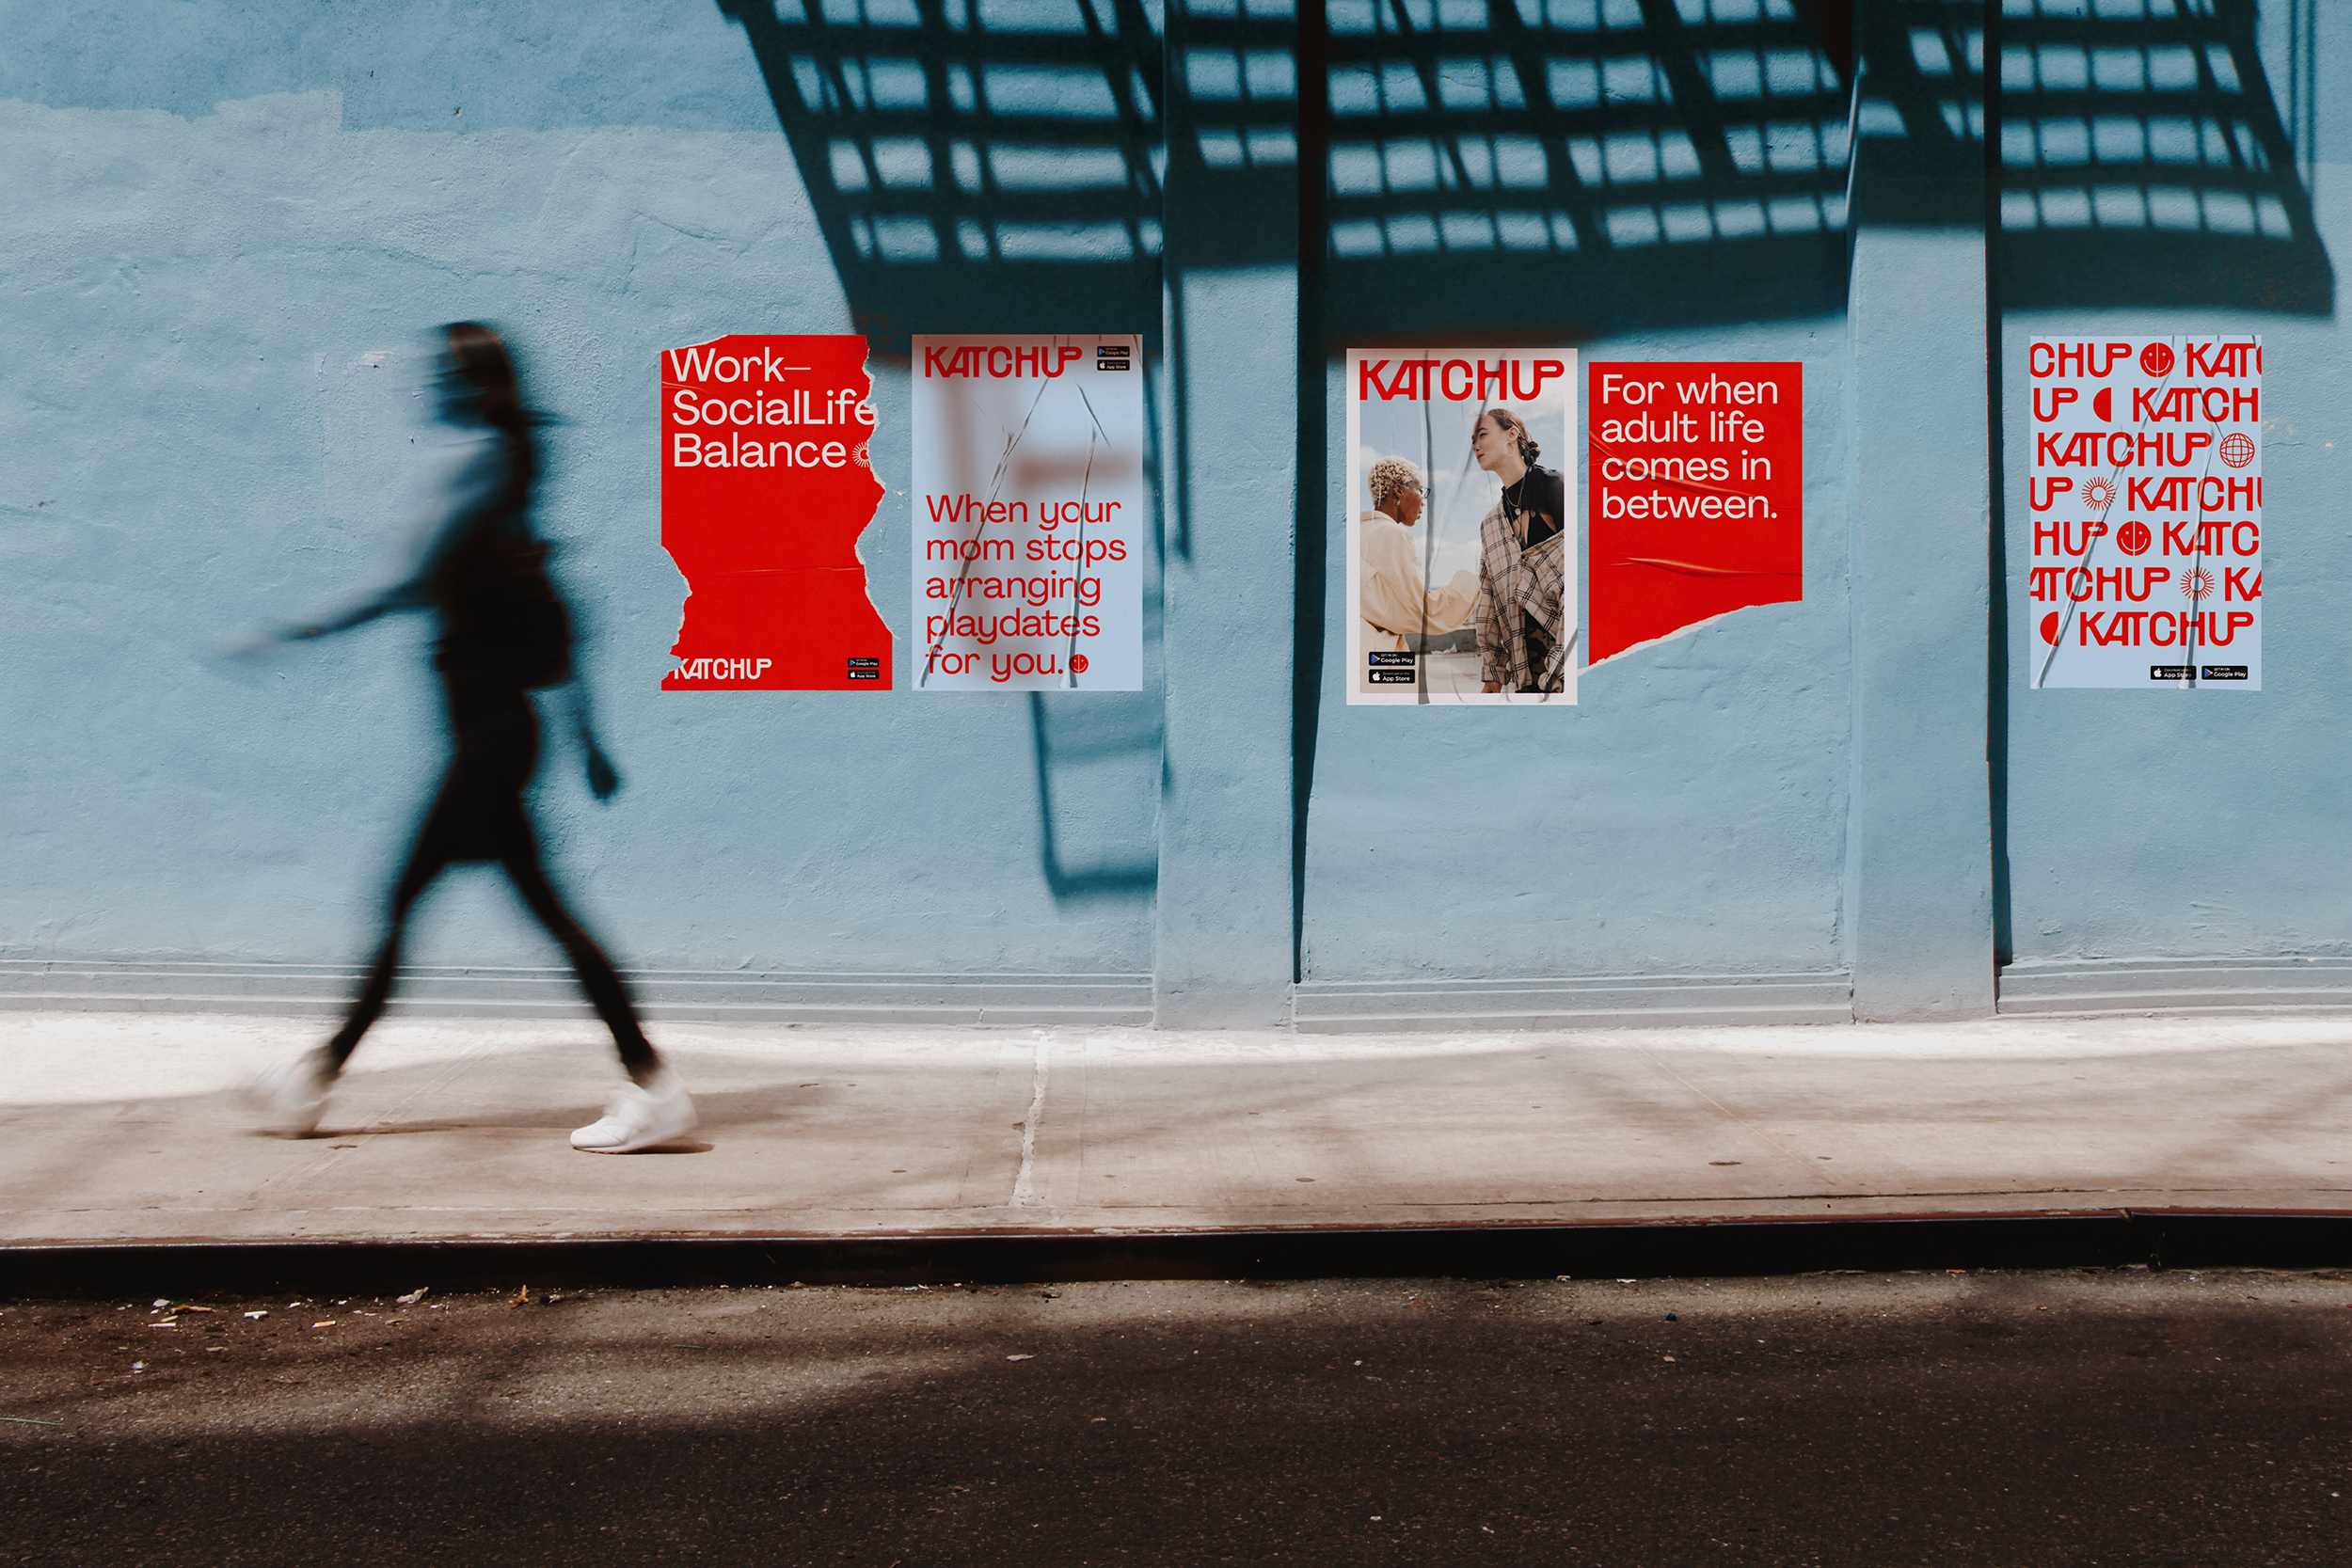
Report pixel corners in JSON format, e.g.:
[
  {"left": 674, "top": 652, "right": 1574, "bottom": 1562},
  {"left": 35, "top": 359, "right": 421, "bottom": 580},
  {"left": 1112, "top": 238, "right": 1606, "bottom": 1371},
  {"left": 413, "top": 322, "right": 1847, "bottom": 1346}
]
[{"left": 1346, "top": 353, "right": 1577, "bottom": 705}]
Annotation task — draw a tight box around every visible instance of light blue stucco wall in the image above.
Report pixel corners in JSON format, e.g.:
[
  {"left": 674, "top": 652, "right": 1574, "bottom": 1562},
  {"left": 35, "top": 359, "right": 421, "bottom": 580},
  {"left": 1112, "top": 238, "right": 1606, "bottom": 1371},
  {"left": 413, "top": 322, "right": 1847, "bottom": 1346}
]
[
  {"left": 5, "top": 1, "right": 2345, "bottom": 1020},
  {"left": 1996, "top": 4, "right": 2349, "bottom": 966},
  {"left": 1997, "top": 170, "right": 2352, "bottom": 963},
  {"left": 1302, "top": 320, "right": 1853, "bottom": 985},
  {"left": 0, "top": 1, "right": 780, "bottom": 132},
  {"left": 0, "top": 4, "right": 1163, "bottom": 978}
]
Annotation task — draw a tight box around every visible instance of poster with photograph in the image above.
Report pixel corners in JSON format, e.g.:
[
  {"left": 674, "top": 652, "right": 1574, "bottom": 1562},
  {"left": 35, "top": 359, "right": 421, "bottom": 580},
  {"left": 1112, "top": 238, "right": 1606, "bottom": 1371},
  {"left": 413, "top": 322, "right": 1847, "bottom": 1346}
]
[
  {"left": 660, "top": 334, "right": 891, "bottom": 690},
  {"left": 1344, "top": 349, "right": 1577, "bottom": 705},
  {"left": 912, "top": 334, "right": 1144, "bottom": 690},
  {"left": 2027, "top": 336, "right": 2262, "bottom": 690}
]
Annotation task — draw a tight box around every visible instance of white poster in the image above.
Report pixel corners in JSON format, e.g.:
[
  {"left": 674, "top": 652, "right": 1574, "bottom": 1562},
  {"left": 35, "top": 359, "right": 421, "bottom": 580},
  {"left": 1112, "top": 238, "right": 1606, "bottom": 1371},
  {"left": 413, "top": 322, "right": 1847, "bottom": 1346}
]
[
  {"left": 912, "top": 334, "right": 1144, "bottom": 690},
  {"left": 1345, "top": 348, "right": 1578, "bottom": 705},
  {"left": 2027, "top": 336, "right": 2262, "bottom": 690}
]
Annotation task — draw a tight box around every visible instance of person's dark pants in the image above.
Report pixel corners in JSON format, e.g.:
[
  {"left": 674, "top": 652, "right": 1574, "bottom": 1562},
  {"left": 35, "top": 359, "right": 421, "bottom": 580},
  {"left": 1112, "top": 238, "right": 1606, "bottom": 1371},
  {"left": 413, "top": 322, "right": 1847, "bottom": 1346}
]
[{"left": 326, "top": 675, "right": 656, "bottom": 1079}]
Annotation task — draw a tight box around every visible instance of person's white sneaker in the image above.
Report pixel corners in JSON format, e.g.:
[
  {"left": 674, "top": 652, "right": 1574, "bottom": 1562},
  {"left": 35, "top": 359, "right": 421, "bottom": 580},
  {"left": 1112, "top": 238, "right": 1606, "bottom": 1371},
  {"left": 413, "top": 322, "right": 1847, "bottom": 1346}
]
[
  {"left": 569, "top": 1070, "right": 697, "bottom": 1153},
  {"left": 246, "top": 1048, "right": 337, "bottom": 1137}
]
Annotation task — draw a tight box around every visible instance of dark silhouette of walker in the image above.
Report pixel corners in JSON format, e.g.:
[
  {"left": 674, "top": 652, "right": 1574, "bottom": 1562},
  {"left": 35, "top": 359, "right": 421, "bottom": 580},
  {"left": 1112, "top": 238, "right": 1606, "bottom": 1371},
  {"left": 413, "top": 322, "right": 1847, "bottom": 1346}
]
[{"left": 246, "top": 324, "right": 695, "bottom": 1153}]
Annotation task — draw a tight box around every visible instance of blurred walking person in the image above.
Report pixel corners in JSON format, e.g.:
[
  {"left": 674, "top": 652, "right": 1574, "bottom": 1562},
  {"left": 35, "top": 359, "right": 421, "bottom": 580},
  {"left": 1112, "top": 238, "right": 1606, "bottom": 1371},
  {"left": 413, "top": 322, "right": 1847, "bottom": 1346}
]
[{"left": 243, "top": 323, "right": 695, "bottom": 1152}]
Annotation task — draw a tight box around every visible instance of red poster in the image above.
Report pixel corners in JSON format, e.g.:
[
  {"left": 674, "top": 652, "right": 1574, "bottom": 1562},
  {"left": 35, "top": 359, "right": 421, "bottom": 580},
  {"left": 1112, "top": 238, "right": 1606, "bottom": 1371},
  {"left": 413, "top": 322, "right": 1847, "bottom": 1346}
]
[
  {"left": 660, "top": 334, "right": 892, "bottom": 690},
  {"left": 1587, "top": 361, "right": 1804, "bottom": 663}
]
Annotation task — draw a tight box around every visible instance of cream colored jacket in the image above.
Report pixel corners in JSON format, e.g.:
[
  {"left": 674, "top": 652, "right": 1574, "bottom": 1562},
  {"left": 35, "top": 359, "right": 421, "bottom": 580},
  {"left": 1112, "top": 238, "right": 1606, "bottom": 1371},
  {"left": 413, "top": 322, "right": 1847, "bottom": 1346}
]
[{"left": 1359, "top": 510, "right": 1478, "bottom": 653}]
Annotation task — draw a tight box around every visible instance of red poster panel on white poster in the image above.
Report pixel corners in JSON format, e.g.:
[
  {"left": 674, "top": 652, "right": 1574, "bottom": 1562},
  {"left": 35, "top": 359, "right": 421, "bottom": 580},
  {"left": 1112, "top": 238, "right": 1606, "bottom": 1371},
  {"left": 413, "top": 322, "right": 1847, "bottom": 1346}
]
[{"left": 660, "top": 334, "right": 891, "bottom": 690}]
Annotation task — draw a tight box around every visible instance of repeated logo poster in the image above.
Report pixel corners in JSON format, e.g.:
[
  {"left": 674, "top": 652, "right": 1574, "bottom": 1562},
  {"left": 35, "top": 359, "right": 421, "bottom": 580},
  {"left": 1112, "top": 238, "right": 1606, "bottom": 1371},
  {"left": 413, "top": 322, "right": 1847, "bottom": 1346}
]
[
  {"left": 660, "top": 334, "right": 891, "bottom": 690},
  {"left": 2027, "top": 336, "right": 2262, "bottom": 690},
  {"left": 1586, "top": 362, "right": 1804, "bottom": 661},
  {"left": 1344, "top": 349, "right": 1577, "bottom": 705},
  {"left": 912, "top": 334, "right": 1144, "bottom": 690}
]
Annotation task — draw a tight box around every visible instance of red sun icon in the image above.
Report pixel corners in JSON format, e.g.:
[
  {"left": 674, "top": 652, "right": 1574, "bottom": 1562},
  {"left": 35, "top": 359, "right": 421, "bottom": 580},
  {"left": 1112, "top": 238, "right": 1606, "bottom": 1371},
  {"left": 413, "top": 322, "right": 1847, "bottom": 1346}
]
[
  {"left": 2117, "top": 520, "right": 2152, "bottom": 555},
  {"left": 2140, "top": 341, "right": 2174, "bottom": 377},
  {"left": 2181, "top": 567, "right": 2216, "bottom": 601},
  {"left": 2219, "top": 432, "right": 2255, "bottom": 468},
  {"left": 2083, "top": 477, "right": 2118, "bottom": 511}
]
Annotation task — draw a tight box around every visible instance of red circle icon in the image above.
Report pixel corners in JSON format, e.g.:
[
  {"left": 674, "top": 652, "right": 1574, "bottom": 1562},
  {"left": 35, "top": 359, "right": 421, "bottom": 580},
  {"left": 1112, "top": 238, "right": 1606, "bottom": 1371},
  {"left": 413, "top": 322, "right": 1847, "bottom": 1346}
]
[
  {"left": 2219, "top": 432, "right": 2255, "bottom": 468},
  {"left": 1069, "top": 653, "right": 1089, "bottom": 673},
  {"left": 2139, "top": 341, "right": 2174, "bottom": 377},
  {"left": 2117, "top": 520, "right": 2151, "bottom": 555},
  {"left": 2038, "top": 611, "right": 2060, "bottom": 645}
]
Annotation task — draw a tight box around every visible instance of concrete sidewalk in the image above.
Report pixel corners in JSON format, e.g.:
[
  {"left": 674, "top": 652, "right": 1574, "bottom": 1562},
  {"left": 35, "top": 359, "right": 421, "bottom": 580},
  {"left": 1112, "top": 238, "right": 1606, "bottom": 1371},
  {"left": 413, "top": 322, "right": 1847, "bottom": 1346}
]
[{"left": 5, "top": 1008, "right": 2352, "bottom": 1250}]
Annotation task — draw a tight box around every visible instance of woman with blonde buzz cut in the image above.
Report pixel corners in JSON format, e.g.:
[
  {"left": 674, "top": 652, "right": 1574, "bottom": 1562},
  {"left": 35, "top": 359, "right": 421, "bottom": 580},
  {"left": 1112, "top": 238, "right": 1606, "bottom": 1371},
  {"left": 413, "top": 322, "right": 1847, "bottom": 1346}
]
[{"left": 1358, "top": 454, "right": 1478, "bottom": 677}]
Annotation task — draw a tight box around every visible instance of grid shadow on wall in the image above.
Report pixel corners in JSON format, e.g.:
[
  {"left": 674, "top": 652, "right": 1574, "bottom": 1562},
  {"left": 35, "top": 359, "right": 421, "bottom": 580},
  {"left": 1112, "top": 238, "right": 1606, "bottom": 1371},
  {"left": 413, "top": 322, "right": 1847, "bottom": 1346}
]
[
  {"left": 717, "top": 0, "right": 1169, "bottom": 909},
  {"left": 717, "top": 0, "right": 1168, "bottom": 352},
  {"left": 1314, "top": 0, "right": 1856, "bottom": 340},
  {"left": 1990, "top": 0, "right": 2328, "bottom": 315},
  {"left": 718, "top": 0, "right": 2331, "bottom": 349}
]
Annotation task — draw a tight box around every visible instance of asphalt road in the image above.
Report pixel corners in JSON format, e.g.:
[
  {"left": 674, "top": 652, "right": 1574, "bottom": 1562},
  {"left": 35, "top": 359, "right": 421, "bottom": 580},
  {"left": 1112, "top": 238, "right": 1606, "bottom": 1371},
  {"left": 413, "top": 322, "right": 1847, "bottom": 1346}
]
[{"left": 4, "top": 1267, "right": 2350, "bottom": 1565}]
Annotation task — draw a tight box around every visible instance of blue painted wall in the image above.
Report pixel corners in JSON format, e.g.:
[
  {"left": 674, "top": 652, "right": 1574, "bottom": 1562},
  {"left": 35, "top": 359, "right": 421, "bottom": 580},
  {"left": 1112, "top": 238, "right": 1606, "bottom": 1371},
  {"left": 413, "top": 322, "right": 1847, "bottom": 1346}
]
[
  {"left": 0, "top": 3, "right": 1164, "bottom": 979},
  {"left": 3, "top": 1, "right": 2343, "bottom": 1018},
  {"left": 1303, "top": 319, "right": 1853, "bottom": 986},
  {"left": 1996, "top": 1, "right": 2348, "bottom": 966}
]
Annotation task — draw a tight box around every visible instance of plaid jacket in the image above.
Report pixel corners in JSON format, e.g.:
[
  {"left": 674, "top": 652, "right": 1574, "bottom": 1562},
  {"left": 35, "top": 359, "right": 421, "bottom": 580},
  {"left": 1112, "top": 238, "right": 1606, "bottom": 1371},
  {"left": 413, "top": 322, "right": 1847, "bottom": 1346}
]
[{"left": 1474, "top": 500, "right": 1570, "bottom": 693}]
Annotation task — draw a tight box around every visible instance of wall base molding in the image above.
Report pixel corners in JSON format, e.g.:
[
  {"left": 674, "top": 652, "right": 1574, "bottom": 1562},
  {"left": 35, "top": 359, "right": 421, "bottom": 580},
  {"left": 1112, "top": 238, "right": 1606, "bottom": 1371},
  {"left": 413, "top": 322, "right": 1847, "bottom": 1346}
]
[
  {"left": 0, "top": 959, "right": 1153, "bottom": 1028},
  {"left": 20, "top": 958, "right": 2352, "bottom": 1030},
  {"left": 1291, "top": 972, "right": 1853, "bottom": 1032},
  {"left": 1996, "top": 958, "right": 2352, "bottom": 1016}
]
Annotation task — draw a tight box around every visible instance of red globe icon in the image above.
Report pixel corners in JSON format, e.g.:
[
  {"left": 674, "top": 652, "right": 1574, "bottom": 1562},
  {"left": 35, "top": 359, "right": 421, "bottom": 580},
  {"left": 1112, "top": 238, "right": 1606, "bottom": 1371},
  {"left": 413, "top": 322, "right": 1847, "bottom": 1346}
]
[
  {"left": 2140, "top": 341, "right": 2174, "bottom": 377},
  {"left": 2219, "top": 432, "right": 2255, "bottom": 468},
  {"left": 2117, "top": 520, "right": 2152, "bottom": 555}
]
